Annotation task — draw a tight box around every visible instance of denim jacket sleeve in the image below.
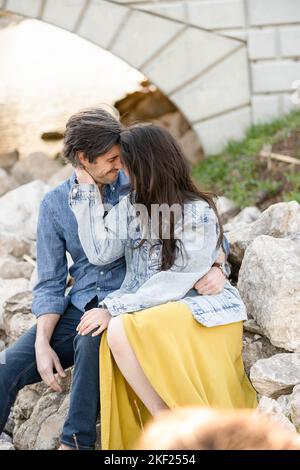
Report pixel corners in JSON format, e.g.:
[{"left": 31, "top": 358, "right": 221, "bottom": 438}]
[
  {"left": 32, "top": 197, "right": 68, "bottom": 317},
  {"left": 104, "top": 202, "right": 220, "bottom": 316},
  {"left": 69, "top": 183, "right": 127, "bottom": 266},
  {"left": 223, "top": 235, "right": 230, "bottom": 258}
]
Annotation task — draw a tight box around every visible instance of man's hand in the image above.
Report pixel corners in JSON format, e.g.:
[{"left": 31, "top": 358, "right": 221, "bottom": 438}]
[
  {"left": 75, "top": 167, "right": 96, "bottom": 184},
  {"left": 194, "top": 266, "right": 226, "bottom": 295},
  {"left": 35, "top": 313, "right": 65, "bottom": 392},
  {"left": 35, "top": 342, "right": 66, "bottom": 392},
  {"left": 77, "top": 308, "right": 112, "bottom": 337}
]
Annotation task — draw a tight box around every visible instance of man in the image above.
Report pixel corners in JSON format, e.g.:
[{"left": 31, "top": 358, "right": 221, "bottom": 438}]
[{"left": 0, "top": 108, "right": 228, "bottom": 450}]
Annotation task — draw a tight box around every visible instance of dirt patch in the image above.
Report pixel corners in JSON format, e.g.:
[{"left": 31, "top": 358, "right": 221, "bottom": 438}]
[
  {"left": 253, "top": 128, "right": 300, "bottom": 210},
  {"left": 272, "top": 128, "right": 300, "bottom": 159}
]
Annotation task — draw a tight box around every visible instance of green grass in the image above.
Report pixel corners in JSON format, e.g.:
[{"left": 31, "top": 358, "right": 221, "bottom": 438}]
[{"left": 192, "top": 110, "right": 300, "bottom": 208}]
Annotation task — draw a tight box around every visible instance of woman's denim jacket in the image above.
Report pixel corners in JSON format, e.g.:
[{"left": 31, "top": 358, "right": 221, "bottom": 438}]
[{"left": 69, "top": 184, "right": 247, "bottom": 327}]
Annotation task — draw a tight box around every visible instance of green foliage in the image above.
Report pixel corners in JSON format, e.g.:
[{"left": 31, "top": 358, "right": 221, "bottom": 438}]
[{"left": 192, "top": 110, "right": 300, "bottom": 208}]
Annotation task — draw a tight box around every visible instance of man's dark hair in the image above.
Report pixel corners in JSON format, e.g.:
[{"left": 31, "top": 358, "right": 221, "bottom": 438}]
[{"left": 63, "top": 107, "right": 122, "bottom": 166}]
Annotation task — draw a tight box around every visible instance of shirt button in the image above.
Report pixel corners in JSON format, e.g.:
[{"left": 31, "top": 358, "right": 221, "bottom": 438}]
[
  {"left": 111, "top": 187, "right": 115, "bottom": 191},
  {"left": 100, "top": 271, "right": 104, "bottom": 275},
  {"left": 72, "top": 188, "right": 78, "bottom": 196},
  {"left": 96, "top": 287, "right": 100, "bottom": 291}
]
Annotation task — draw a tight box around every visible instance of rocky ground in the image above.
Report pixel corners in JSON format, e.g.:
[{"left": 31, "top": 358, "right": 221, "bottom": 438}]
[{"left": 0, "top": 145, "right": 299, "bottom": 450}]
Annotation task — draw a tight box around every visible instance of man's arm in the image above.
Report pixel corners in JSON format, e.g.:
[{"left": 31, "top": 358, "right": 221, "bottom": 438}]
[
  {"left": 33, "top": 197, "right": 68, "bottom": 391},
  {"left": 35, "top": 314, "right": 66, "bottom": 392}
]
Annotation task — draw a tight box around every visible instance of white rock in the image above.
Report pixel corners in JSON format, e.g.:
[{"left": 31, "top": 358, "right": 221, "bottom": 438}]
[
  {"left": 243, "top": 319, "right": 264, "bottom": 335},
  {"left": 13, "top": 370, "right": 72, "bottom": 450},
  {"left": 290, "top": 384, "right": 300, "bottom": 431},
  {"left": 242, "top": 331, "right": 284, "bottom": 375},
  {"left": 0, "top": 150, "right": 19, "bottom": 171},
  {"left": 0, "top": 432, "right": 12, "bottom": 444},
  {"left": 0, "top": 255, "right": 34, "bottom": 279},
  {"left": 238, "top": 236, "right": 300, "bottom": 351},
  {"left": 29, "top": 266, "right": 38, "bottom": 291},
  {"left": 224, "top": 206, "right": 261, "bottom": 232},
  {"left": 47, "top": 164, "right": 73, "bottom": 188},
  {"left": 4, "top": 412, "right": 15, "bottom": 436},
  {"left": 2, "top": 291, "right": 35, "bottom": 343},
  {"left": 0, "top": 168, "right": 18, "bottom": 197},
  {"left": 258, "top": 396, "right": 296, "bottom": 433},
  {"left": 277, "top": 394, "right": 292, "bottom": 419},
  {"left": 0, "top": 180, "right": 50, "bottom": 240},
  {"left": 11, "top": 152, "right": 63, "bottom": 185},
  {"left": 228, "top": 201, "right": 300, "bottom": 265},
  {"left": 0, "top": 280, "right": 29, "bottom": 331},
  {"left": 250, "top": 353, "right": 300, "bottom": 398},
  {"left": 13, "top": 388, "right": 41, "bottom": 428},
  {"left": 0, "top": 440, "right": 15, "bottom": 450},
  {"left": 0, "top": 231, "right": 32, "bottom": 258},
  {"left": 216, "top": 196, "right": 238, "bottom": 217}
]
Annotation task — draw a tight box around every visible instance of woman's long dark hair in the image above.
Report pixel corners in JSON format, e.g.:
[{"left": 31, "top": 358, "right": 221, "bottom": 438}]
[{"left": 120, "top": 124, "right": 223, "bottom": 270}]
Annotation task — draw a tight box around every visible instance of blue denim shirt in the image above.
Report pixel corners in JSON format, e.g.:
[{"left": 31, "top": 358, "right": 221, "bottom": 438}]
[
  {"left": 69, "top": 185, "right": 247, "bottom": 327},
  {"left": 32, "top": 171, "right": 130, "bottom": 317}
]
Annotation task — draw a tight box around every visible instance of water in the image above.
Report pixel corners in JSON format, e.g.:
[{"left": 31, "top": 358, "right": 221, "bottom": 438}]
[{"left": 0, "top": 18, "right": 144, "bottom": 159}]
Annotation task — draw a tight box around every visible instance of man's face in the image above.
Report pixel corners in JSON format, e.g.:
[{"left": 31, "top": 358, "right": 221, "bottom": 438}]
[{"left": 78, "top": 144, "right": 123, "bottom": 185}]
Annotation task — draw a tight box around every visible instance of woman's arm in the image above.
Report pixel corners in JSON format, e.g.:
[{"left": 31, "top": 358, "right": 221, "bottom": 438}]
[
  {"left": 69, "top": 181, "right": 129, "bottom": 266},
  {"left": 103, "top": 202, "right": 220, "bottom": 315}
]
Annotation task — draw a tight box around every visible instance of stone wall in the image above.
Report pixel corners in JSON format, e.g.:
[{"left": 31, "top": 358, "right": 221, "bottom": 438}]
[{"left": 1, "top": 0, "right": 300, "bottom": 155}]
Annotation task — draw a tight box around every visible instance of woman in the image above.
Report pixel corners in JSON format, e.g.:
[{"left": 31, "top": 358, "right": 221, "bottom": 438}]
[{"left": 69, "top": 124, "right": 257, "bottom": 450}]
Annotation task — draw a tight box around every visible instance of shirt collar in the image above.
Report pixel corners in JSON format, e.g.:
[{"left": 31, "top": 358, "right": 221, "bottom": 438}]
[{"left": 69, "top": 170, "right": 130, "bottom": 192}]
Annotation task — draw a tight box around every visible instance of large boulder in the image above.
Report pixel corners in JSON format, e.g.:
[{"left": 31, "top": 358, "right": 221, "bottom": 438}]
[
  {"left": 0, "top": 180, "right": 50, "bottom": 240},
  {"left": 242, "top": 330, "right": 286, "bottom": 375},
  {"left": 227, "top": 201, "right": 300, "bottom": 268},
  {"left": 47, "top": 164, "right": 73, "bottom": 188},
  {"left": 224, "top": 206, "right": 261, "bottom": 232},
  {"left": 0, "top": 168, "right": 18, "bottom": 197},
  {"left": 277, "top": 394, "right": 292, "bottom": 419},
  {"left": 0, "top": 281, "right": 29, "bottom": 331},
  {"left": 0, "top": 433, "right": 15, "bottom": 450},
  {"left": 2, "top": 291, "right": 35, "bottom": 343},
  {"left": 238, "top": 235, "right": 300, "bottom": 351},
  {"left": 11, "top": 152, "right": 63, "bottom": 185},
  {"left": 290, "top": 384, "right": 300, "bottom": 432},
  {"left": 258, "top": 396, "right": 297, "bottom": 433},
  {"left": 0, "top": 255, "right": 34, "bottom": 280},
  {"left": 250, "top": 353, "right": 300, "bottom": 398},
  {"left": 13, "top": 370, "right": 72, "bottom": 450},
  {"left": 0, "top": 150, "right": 19, "bottom": 171},
  {"left": 217, "top": 196, "right": 239, "bottom": 221},
  {"left": 0, "top": 231, "right": 34, "bottom": 258}
]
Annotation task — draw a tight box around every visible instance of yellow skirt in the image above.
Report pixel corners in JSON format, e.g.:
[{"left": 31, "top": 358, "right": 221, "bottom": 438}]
[{"left": 99, "top": 301, "right": 258, "bottom": 450}]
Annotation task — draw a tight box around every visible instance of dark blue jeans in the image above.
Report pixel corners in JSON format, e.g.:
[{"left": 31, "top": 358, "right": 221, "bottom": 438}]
[{"left": 0, "top": 298, "right": 101, "bottom": 450}]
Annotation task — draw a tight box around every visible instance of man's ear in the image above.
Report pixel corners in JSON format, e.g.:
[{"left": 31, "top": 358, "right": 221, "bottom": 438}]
[{"left": 77, "top": 151, "right": 88, "bottom": 168}]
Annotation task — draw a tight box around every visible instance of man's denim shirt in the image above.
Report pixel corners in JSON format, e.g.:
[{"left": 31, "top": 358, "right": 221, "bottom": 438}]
[{"left": 32, "top": 171, "right": 130, "bottom": 317}]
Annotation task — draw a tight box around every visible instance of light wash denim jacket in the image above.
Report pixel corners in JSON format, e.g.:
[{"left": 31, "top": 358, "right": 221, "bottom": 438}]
[{"left": 69, "top": 184, "right": 247, "bottom": 327}]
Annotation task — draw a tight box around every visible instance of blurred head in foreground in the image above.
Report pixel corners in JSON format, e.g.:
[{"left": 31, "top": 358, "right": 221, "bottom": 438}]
[{"left": 136, "top": 407, "right": 300, "bottom": 450}]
